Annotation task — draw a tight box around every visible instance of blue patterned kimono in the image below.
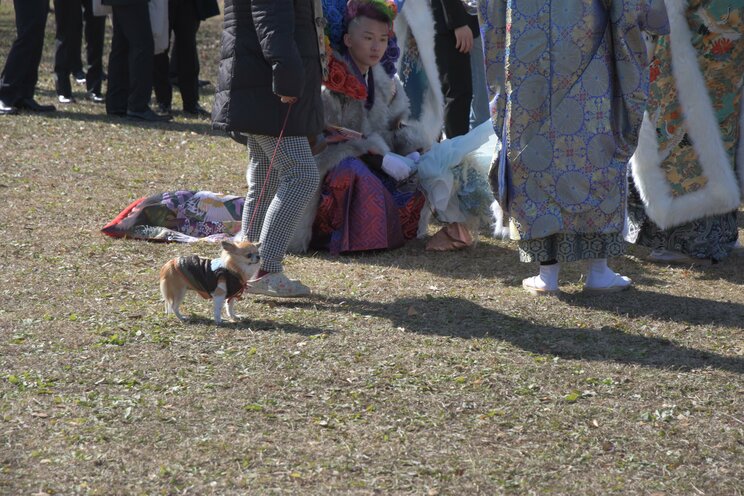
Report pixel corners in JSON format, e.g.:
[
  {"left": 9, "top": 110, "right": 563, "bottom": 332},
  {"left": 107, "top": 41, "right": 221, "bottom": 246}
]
[{"left": 478, "top": 0, "right": 668, "bottom": 262}]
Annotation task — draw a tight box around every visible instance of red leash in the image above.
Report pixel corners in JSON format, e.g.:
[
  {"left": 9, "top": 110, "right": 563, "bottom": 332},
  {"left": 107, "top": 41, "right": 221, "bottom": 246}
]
[{"left": 246, "top": 103, "right": 294, "bottom": 234}]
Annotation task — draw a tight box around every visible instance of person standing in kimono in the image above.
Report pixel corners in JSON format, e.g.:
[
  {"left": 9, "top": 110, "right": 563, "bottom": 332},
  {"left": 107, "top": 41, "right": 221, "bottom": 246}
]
[
  {"left": 478, "top": 0, "right": 668, "bottom": 295},
  {"left": 627, "top": 0, "right": 744, "bottom": 264}
]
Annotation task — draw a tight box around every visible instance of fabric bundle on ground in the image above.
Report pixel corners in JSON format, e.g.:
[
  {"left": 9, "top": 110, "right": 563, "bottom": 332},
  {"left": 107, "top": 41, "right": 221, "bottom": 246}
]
[{"left": 102, "top": 190, "right": 243, "bottom": 243}]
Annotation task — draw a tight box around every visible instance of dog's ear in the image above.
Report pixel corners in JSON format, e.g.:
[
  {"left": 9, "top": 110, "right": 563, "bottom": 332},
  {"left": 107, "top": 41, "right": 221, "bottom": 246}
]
[
  {"left": 221, "top": 240, "right": 237, "bottom": 253},
  {"left": 253, "top": 241, "right": 262, "bottom": 249}
]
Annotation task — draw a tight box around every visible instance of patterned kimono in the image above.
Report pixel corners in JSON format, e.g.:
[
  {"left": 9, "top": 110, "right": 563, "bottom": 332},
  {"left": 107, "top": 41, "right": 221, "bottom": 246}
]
[
  {"left": 478, "top": 0, "right": 668, "bottom": 262},
  {"left": 628, "top": 0, "right": 744, "bottom": 262}
]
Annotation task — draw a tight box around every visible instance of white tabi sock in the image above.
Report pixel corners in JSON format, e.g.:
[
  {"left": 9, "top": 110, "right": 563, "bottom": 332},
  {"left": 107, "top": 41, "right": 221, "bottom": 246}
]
[
  {"left": 585, "top": 258, "right": 631, "bottom": 289},
  {"left": 524, "top": 263, "right": 560, "bottom": 292}
]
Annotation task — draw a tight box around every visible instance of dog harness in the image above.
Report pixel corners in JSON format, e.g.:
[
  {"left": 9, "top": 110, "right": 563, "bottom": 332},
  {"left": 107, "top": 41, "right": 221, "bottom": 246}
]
[{"left": 175, "top": 255, "right": 245, "bottom": 301}]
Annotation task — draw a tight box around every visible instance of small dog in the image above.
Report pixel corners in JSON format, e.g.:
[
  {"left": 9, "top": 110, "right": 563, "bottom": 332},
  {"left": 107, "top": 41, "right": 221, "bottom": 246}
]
[{"left": 159, "top": 240, "right": 261, "bottom": 324}]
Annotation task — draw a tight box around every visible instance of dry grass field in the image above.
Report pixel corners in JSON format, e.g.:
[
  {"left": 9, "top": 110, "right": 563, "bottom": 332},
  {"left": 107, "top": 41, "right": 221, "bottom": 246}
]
[{"left": 1, "top": 4, "right": 742, "bottom": 495}]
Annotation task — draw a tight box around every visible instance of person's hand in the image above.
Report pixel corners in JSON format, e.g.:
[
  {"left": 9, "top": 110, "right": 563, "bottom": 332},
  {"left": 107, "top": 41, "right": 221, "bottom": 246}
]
[
  {"left": 278, "top": 95, "right": 297, "bottom": 104},
  {"left": 454, "top": 25, "right": 474, "bottom": 54},
  {"left": 382, "top": 153, "right": 414, "bottom": 181}
]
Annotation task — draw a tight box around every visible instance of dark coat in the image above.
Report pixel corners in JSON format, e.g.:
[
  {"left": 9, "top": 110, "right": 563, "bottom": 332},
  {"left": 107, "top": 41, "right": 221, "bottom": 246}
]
[
  {"left": 431, "top": 0, "right": 480, "bottom": 39},
  {"left": 101, "top": 0, "right": 148, "bottom": 5},
  {"left": 212, "top": 0, "right": 325, "bottom": 138},
  {"left": 195, "top": 0, "right": 220, "bottom": 20}
]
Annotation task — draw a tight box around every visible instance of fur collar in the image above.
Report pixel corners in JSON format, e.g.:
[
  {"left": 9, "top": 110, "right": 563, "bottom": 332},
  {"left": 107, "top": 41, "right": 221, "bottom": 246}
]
[{"left": 630, "top": 0, "right": 742, "bottom": 230}]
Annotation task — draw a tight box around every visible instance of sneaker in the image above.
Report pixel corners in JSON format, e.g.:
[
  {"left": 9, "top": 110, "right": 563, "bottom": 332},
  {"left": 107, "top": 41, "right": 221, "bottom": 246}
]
[
  {"left": 58, "top": 94, "right": 76, "bottom": 104},
  {"left": 183, "top": 103, "right": 210, "bottom": 117},
  {"left": 85, "top": 91, "right": 105, "bottom": 103},
  {"left": 127, "top": 107, "right": 173, "bottom": 122},
  {"left": 156, "top": 102, "right": 172, "bottom": 116},
  {"left": 0, "top": 99, "right": 18, "bottom": 115},
  {"left": 246, "top": 272, "right": 311, "bottom": 298}
]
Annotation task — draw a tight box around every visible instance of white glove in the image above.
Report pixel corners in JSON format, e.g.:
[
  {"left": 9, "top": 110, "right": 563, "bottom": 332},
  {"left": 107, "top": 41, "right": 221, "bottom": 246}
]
[
  {"left": 382, "top": 153, "right": 415, "bottom": 181},
  {"left": 406, "top": 151, "right": 421, "bottom": 164}
]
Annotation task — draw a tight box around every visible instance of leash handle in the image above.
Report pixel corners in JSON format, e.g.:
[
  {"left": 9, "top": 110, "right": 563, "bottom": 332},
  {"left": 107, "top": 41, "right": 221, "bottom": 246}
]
[{"left": 246, "top": 103, "right": 294, "bottom": 234}]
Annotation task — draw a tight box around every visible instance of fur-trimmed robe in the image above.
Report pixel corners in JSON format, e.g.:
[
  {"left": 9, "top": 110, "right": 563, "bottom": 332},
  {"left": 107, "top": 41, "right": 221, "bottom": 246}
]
[
  {"left": 287, "top": 53, "right": 432, "bottom": 253},
  {"left": 630, "top": 0, "right": 744, "bottom": 230},
  {"left": 394, "top": 0, "right": 445, "bottom": 146}
]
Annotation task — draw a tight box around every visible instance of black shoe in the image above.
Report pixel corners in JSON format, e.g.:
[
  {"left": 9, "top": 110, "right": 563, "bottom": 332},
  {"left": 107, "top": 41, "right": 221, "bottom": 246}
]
[
  {"left": 17, "top": 98, "right": 56, "bottom": 112},
  {"left": 183, "top": 104, "right": 210, "bottom": 117},
  {"left": 198, "top": 79, "right": 211, "bottom": 88},
  {"left": 85, "top": 91, "right": 105, "bottom": 103},
  {"left": 156, "top": 102, "right": 172, "bottom": 116},
  {"left": 74, "top": 70, "right": 86, "bottom": 84},
  {"left": 0, "top": 99, "right": 18, "bottom": 115},
  {"left": 127, "top": 108, "right": 172, "bottom": 122}
]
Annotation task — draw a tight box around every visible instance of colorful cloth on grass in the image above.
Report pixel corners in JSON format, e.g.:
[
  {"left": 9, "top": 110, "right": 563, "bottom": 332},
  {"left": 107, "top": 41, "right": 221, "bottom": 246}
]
[
  {"left": 102, "top": 191, "right": 243, "bottom": 243},
  {"left": 312, "top": 157, "right": 425, "bottom": 254}
]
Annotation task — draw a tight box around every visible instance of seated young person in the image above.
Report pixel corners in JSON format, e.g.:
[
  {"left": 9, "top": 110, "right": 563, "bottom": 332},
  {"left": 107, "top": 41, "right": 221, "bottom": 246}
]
[{"left": 290, "top": 0, "right": 433, "bottom": 255}]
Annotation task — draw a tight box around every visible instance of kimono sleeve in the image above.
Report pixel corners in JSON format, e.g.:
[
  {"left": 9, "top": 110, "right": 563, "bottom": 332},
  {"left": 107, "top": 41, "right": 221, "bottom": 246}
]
[{"left": 608, "top": 0, "right": 659, "bottom": 162}]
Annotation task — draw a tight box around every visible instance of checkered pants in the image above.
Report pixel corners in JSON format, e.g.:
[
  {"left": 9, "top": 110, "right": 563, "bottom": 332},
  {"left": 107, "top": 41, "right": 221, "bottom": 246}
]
[{"left": 241, "top": 134, "right": 320, "bottom": 273}]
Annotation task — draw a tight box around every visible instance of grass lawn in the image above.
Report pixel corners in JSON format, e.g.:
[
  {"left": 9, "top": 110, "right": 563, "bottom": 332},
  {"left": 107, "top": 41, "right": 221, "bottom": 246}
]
[{"left": 1, "top": 4, "right": 742, "bottom": 495}]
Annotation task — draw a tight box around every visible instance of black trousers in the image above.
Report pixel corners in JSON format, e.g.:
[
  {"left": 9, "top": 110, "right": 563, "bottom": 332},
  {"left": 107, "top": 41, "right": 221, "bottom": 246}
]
[
  {"left": 0, "top": 0, "right": 49, "bottom": 105},
  {"left": 434, "top": 32, "right": 473, "bottom": 139},
  {"left": 153, "top": 0, "right": 200, "bottom": 110},
  {"left": 82, "top": 0, "right": 106, "bottom": 94},
  {"left": 53, "top": 0, "right": 83, "bottom": 97},
  {"left": 105, "top": 2, "right": 154, "bottom": 114}
]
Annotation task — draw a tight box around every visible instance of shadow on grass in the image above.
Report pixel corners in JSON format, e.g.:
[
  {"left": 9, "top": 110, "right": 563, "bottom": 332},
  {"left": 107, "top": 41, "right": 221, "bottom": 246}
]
[
  {"left": 178, "top": 314, "right": 330, "bottom": 336},
  {"left": 304, "top": 240, "right": 669, "bottom": 288},
  {"left": 685, "top": 255, "right": 744, "bottom": 285},
  {"left": 275, "top": 295, "right": 743, "bottom": 374},
  {"left": 564, "top": 288, "right": 744, "bottom": 328},
  {"left": 39, "top": 109, "right": 220, "bottom": 135},
  {"left": 304, "top": 239, "right": 522, "bottom": 283}
]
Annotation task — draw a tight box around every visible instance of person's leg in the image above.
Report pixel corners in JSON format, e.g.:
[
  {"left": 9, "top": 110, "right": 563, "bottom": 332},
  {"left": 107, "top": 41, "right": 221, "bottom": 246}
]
[
  {"left": 434, "top": 32, "right": 473, "bottom": 138},
  {"left": 0, "top": 0, "right": 49, "bottom": 105},
  {"left": 251, "top": 135, "right": 320, "bottom": 274},
  {"left": 469, "top": 36, "right": 490, "bottom": 128},
  {"left": 82, "top": 0, "right": 106, "bottom": 95},
  {"left": 171, "top": 0, "right": 200, "bottom": 111},
  {"left": 53, "top": 0, "right": 82, "bottom": 100},
  {"left": 152, "top": 51, "right": 172, "bottom": 109},
  {"left": 168, "top": 38, "right": 178, "bottom": 82},
  {"left": 105, "top": 9, "right": 129, "bottom": 114},
  {"left": 241, "top": 135, "right": 280, "bottom": 244},
  {"left": 115, "top": 2, "right": 154, "bottom": 113},
  {"left": 522, "top": 260, "right": 560, "bottom": 295}
]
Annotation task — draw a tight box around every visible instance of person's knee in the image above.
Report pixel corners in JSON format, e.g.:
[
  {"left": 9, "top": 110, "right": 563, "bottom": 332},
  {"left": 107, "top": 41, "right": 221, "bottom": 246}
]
[{"left": 302, "top": 164, "right": 321, "bottom": 193}]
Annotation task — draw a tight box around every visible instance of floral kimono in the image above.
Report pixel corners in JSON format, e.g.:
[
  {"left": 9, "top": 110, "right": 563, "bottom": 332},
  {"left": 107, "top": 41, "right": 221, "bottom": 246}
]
[{"left": 628, "top": 0, "right": 744, "bottom": 261}]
